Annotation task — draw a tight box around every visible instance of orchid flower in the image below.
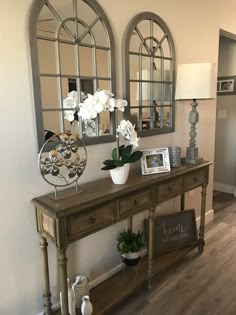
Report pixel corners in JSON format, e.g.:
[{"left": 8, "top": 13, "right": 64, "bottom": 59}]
[
  {"left": 115, "top": 99, "right": 128, "bottom": 112},
  {"left": 63, "top": 90, "right": 141, "bottom": 158},
  {"left": 116, "top": 119, "right": 140, "bottom": 147},
  {"left": 63, "top": 91, "right": 78, "bottom": 122},
  {"left": 79, "top": 95, "right": 102, "bottom": 121},
  {"left": 63, "top": 89, "right": 128, "bottom": 122}
]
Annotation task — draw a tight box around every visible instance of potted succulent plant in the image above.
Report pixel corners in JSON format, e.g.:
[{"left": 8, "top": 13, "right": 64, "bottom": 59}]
[{"left": 116, "top": 230, "right": 145, "bottom": 266}]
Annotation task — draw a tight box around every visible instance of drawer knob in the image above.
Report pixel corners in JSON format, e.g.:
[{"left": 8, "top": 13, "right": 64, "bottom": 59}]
[
  {"left": 168, "top": 187, "right": 172, "bottom": 192},
  {"left": 89, "top": 217, "right": 96, "bottom": 224},
  {"left": 193, "top": 177, "right": 197, "bottom": 182},
  {"left": 133, "top": 199, "right": 138, "bottom": 205}
]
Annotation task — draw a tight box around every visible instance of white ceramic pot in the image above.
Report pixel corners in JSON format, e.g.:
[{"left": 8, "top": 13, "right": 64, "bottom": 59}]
[
  {"left": 122, "top": 252, "right": 140, "bottom": 260},
  {"left": 121, "top": 252, "right": 141, "bottom": 267},
  {"left": 109, "top": 163, "right": 130, "bottom": 185}
]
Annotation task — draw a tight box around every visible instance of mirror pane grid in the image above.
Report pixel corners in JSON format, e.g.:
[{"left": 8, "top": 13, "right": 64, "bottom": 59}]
[
  {"left": 125, "top": 12, "right": 175, "bottom": 137},
  {"left": 33, "top": 0, "right": 116, "bottom": 148},
  {"left": 59, "top": 42, "right": 76, "bottom": 75},
  {"left": 38, "top": 39, "right": 57, "bottom": 74}
]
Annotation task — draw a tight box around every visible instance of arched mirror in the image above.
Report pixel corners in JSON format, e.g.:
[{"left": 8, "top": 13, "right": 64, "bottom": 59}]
[
  {"left": 30, "top": 0, "right": 116, "bottom": 150},
  {"left": 123, "top": 12, "right": 175, "bottom": 136}
]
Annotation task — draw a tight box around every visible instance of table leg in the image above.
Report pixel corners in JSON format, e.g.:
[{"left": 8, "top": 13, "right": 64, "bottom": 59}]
[
  {"left": 147, "top": 206, "right": 155, "bottom": 291},
  {"left": 39, "top": 236, "right": 52, "bottom": 315},
  {"left": 180, "top": 193, "right": 185, "bottom": 211},
  {"left": 127, "top": 217, "right": 133, "bottom": 231},
  {"left": 198, "top": 183, "right": 207, "bottom": 254},
  {"left": 58, "top": 248, "right": 69, "bottom": 315}
]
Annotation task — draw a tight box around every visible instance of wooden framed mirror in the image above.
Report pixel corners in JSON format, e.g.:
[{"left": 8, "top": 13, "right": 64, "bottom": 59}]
[
  {"left": 30, "top": 0, "right": 116, "bottom": 150},
  {"left": 123, "top": 12, "right": 175, "bottom": 137}
]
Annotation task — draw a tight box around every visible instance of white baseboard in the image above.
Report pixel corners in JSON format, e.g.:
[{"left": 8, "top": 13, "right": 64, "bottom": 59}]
[
  {"left": 89, "top": 262, "right": 123, "bottom": 289},
  {"left": 213, "top": 182, "right": 234, "bottom": 195},
  {"left": 89, "top": 247, "right": 148, "bottom": 289},
  {"left": 196, "top": 209, "right": 214, "bottom": 228},
  {"left": 38, "top": 304, "right": 61, "bottom": 315}
]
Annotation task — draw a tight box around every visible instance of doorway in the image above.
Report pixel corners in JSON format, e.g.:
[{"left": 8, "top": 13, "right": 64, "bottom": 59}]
[{"left": 213, "top": 29, "right": 236, "bottom": 204}]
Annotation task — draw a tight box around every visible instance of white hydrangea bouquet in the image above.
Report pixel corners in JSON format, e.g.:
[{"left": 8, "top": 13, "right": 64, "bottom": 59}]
[{"left": 63, "top": 89, "right": 142, "bottom": 170}]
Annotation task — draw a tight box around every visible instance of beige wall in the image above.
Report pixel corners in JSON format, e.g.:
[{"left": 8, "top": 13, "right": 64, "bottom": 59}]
[
  {"left": 214, "top": 36, "right": 236, "bottom": 191},
  {"left": 1, "top": 1, "right": 236, "bottom": 314}
]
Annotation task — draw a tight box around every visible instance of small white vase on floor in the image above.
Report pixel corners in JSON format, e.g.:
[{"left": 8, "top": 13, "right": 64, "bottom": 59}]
[
  {"left": 81, "top": 295, "right": 93, "bottom": 315},
  {"left": 109, "top": 163, "right": 130, "bottom": 184}
]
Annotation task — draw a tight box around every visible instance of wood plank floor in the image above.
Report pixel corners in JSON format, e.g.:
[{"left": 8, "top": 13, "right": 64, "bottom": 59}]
[{"left": 108, "top": 191, "right": 236, "bottom": 315}]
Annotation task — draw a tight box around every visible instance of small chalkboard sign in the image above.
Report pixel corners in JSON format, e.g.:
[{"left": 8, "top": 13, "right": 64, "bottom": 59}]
[{"left": 144, "top": 209, "right": 198, "bottom": 255}]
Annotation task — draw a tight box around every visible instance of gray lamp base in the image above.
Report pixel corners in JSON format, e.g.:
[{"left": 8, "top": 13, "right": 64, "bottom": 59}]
[{"left": 184, "top": 147, "right": 203, "bottom": 164}]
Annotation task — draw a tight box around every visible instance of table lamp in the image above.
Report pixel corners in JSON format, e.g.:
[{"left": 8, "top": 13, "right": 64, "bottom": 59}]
[{"left": 175, "top": 63, "right": 216, "bottom": 164}]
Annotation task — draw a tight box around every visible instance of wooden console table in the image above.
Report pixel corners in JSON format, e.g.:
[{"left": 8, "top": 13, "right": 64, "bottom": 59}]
[{"left": 32, "top": 161, "right": 211, "bottom": 315}]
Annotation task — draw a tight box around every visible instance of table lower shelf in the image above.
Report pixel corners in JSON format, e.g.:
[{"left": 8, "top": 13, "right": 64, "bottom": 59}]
[
  {"left": 52, "top": 244, "right": 198, "bottom": 315},
  {"left": 52, "top": 244, "right": 197, "bottom": 315}
]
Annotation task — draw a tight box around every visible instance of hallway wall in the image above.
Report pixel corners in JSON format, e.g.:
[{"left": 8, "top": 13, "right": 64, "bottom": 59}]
[{"left": 214, "top": 36, "right": 236, "bottom": 194}]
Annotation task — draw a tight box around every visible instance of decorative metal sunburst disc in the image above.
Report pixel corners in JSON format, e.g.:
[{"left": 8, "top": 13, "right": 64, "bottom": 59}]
[{"left": 38, "top": 133, "right": 87, "bottom": 193}]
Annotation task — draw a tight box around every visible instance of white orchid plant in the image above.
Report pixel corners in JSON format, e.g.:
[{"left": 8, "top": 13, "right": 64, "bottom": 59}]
[{"left": 63, "top": 89, "right": 143, "bottom": 170}]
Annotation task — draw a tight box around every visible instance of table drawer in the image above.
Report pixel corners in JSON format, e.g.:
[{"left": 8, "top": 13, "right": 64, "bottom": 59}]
[
  {"left": 157, "top": 177, "right": 182, "bottom": 202},
  {"left": 68, "top": 202, "right": 114, "bottom": 241},
  {"left": 184, "top": 169, "right": 206, "bottom": 190},
  {"left": 119, "top": 188, "right": 152, "bottom": 218}
]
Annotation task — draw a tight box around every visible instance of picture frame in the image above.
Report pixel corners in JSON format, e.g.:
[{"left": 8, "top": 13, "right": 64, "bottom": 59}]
[
  {"left": 217, "top": 76, "right": 236, "bottom": 95},
  {"left": 141, "top": 147, "right": 170, "bottom": 175}
]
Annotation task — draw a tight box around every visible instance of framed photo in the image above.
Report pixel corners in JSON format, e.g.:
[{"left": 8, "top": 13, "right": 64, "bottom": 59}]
[
  {"left": 217, "top": 76, "right": 236, "bottom": 95},
  {"left": 141, "top": 147, "right": 170, "bottom": 175}
]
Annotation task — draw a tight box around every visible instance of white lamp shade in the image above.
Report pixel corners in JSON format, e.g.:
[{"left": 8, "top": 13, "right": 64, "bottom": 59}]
[{"left": 175, "top": 63, "right": 216, "bottom": 100}]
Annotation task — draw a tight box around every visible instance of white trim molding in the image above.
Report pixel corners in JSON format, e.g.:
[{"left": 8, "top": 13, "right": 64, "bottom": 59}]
[
  {"left": 196, "top": 209, "right": 214, "bottom": 228},
  {"left": 213, "top": 182, "right": 235, "bottom": 195}
]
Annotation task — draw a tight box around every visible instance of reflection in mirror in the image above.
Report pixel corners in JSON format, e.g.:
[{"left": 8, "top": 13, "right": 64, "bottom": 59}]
[
  {"left": 123, "top": 12, "right": 175, "bottom": 137},
  {"left": 30, "top": 0, "right": 116, "bottom": 149}
]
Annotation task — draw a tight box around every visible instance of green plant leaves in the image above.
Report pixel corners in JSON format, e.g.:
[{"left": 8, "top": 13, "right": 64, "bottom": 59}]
[
  {"left": 112, "top": 148, "right": 118, "bottom": 160},
  {"left": 127, "top": 151, "right": 143, "bottom": 163},
  {"left": 112, "top": 145, "right": 127, "bottom": 161},
  {"left": 121, "top": 145, "right": 132, "bottom": 163},
  {"left": 101, "top": 165, "right": 116, "bottom": 170},
  {"left": 101, "top": 144, "right": 143, "bottom": 171},
  {"left": 101, "top": 159, "right": 123, "bottom": 170},
  {"left": 116, "top": 230, "right": 145, "bottom": 254}
]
